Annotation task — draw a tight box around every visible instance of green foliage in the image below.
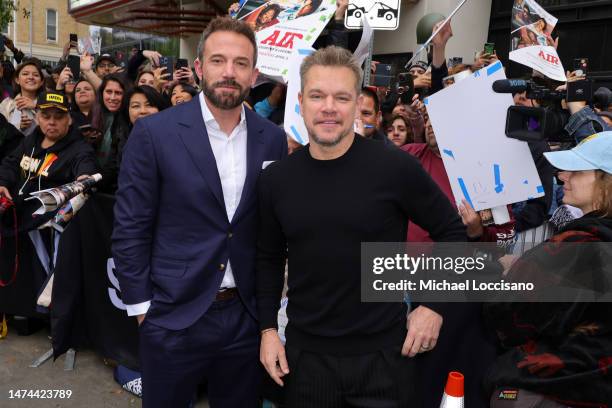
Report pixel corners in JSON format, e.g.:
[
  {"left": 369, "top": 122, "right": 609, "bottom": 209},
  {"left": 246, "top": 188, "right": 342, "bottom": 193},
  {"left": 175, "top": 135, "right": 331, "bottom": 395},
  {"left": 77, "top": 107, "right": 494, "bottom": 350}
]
[{"left": 0, "top": 0, "right": 18, "bottom": 31}]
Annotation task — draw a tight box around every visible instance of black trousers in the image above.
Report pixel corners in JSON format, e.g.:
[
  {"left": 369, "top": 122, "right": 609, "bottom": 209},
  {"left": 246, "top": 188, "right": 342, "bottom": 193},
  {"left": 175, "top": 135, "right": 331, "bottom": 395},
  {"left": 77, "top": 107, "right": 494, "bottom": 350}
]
[{"left": 284, "top": 344, "right": 417, "bottom": 408}]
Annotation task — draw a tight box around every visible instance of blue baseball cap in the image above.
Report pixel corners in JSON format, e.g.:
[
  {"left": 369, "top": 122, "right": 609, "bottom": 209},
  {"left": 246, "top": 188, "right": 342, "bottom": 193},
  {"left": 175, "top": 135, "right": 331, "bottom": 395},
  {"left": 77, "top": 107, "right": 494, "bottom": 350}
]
[{"left": 544, "top": 131, "right": 612, "bottom": 175}]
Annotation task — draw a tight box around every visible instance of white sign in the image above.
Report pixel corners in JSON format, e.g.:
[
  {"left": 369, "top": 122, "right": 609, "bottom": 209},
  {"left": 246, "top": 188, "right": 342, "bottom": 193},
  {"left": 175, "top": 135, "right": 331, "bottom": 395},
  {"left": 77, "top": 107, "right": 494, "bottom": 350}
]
[
  {"left": 344, "top": 0, "right": 400, "bottom": 30},
  {"left": 509, "top": 0, "right": 566, "bottom": 82},
  {"left": 283, "top": 45, "right": 315, "bottom": 145},
  {"left": 239, "top": 0, "right": 335, "bottom": 80},
  {"left": 425, "top": 61, "right": 544, "bottom": 211}
]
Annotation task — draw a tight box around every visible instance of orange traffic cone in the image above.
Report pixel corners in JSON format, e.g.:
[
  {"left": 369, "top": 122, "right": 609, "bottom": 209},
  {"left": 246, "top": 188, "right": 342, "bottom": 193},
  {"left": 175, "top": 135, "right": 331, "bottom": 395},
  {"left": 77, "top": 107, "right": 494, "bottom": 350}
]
[{"left": 440, "top": 371, "right": 464, "bottom": 407}]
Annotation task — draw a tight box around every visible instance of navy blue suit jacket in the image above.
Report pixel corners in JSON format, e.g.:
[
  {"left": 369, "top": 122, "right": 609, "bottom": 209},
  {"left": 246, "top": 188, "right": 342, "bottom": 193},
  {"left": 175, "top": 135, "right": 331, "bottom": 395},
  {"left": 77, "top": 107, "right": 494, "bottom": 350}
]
[{"left": 112, "top": 97, "right": 287, "bottom": 330}]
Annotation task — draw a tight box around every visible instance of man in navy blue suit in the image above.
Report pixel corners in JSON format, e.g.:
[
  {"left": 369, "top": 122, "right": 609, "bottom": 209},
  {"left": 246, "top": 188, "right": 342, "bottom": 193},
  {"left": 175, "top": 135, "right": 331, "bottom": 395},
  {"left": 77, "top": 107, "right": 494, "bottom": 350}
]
[{"left": 112, "top": 17, "right": 287, "bottom": 408}]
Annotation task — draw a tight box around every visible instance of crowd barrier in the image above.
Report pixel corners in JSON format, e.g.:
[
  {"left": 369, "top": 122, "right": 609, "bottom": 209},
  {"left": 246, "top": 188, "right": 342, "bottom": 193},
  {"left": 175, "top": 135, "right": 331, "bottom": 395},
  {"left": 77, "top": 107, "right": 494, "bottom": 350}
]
[{"left": 0, "top": 194, "right": 140, "bottom": 370}]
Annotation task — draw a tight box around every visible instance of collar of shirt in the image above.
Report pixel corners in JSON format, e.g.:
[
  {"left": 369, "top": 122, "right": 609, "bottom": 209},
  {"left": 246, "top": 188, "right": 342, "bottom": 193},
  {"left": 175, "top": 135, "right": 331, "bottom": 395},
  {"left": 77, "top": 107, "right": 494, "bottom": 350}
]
[{"left": 199, "top": 91, "right": 247, "bottom": 135}]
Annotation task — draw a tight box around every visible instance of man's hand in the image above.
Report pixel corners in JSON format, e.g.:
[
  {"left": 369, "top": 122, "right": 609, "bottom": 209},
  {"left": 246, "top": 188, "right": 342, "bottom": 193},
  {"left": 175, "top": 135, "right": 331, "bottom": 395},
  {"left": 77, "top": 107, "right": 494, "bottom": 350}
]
[
  {"left": 0, "top": 186, "right": 12, "bottom": 201},
  {"left": 174, "top": 67, "right": 196, "bottom": 86},
  {"left": 15, "top": 95, "right": 36, "bottom": 110},
  {"left": 413, "top": 73, "right": 431, "bottom": 89},
  {"left": 62, "top": 41, "right": 71, "bottom": 60},
  {"left": 402, "top": 306, "right": 443, "bottom": 357},
  {"left": 260, "top": 329, "right": 289, "bottom": 386},
  {"left": 143, "top": 50, "right": 162, "bottom": 67},
  {"left": 136, "top": 314, "right": 146, "bottom": 326},
  {"left": 109, "top": 66, "right": 125, "bottom": 75},
  {"left": 335, "top": 0, "right": 348, "bottom": 21},
  {"left": 458, "top": 199, "right": 484, "bottom": 239},
  {"left": 80, "top": 52, "right": 94, "bottom": 73},
  {"left": 57, "top": 67, "right": 73, "bottom": 90},
  {"left": 431, "top": 19, "right": 453, "bottom": 49},
  {"left": 153, "top": 67, "right": 171, "bottom": 91}
]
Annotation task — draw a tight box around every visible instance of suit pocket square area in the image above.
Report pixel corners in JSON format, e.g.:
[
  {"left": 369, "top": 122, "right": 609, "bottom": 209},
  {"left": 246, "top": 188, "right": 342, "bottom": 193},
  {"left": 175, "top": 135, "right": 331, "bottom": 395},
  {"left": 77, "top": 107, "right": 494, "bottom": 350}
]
[{"left": 262, "top": 160, "right": 275, "bottom": 169}]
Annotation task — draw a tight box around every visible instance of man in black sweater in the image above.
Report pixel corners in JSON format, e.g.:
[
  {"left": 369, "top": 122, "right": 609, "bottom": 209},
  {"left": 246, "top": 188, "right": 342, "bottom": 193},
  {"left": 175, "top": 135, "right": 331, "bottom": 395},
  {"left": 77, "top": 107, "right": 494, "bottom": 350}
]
[{"left": 256, "top": 46, "right": 466, "bottom": 407}]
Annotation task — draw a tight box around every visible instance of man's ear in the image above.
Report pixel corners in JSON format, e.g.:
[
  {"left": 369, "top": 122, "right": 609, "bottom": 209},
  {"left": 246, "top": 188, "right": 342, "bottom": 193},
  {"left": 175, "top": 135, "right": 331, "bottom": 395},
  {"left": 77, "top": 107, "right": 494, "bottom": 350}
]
[
  {"left": 297, "top": 92, "right": 303, "bottom": 118},
  {"left": 250, "top": 67, "right": 260, "bottom": 88},
  {"left": 194, "top": 58, "right": 203, "bottom": 82}
]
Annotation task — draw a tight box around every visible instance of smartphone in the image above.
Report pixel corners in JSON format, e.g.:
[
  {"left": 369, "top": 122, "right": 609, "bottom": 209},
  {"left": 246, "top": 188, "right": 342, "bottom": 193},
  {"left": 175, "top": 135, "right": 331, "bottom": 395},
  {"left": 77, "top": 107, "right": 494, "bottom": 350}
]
[
  {"left": 159, "top": 56, "right": 175, "bottom": 81},
  {"left": 484, "top": 42, "right": 495, "bottom": 55},
  {"left": 373, "top": 63, "right": 392, "bottom": 87},
  {"left": 69, "top": 33, "right": 78, "bottom": 49},
  {"left": 573, "top": 58, "right": 588, "bottom": 76},
  {"left": 396, "top": 72, "right": 414, "bottom": 103},
  {"left": 67, "top": 55, "right": 81, "bottom": 81},
  {"left": 175, "top": 58, "right": 189, "bottom": 70},
  {"left": 78, "top": 124, "right": 94, "bottom": 132}
]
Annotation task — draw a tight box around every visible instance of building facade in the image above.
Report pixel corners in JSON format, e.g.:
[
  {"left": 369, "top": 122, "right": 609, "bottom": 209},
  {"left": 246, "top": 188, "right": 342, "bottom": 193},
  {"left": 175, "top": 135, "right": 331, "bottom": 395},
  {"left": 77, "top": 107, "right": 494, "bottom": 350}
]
[{"left": 5, "top": 0, "right": 90, "bottom": 66}]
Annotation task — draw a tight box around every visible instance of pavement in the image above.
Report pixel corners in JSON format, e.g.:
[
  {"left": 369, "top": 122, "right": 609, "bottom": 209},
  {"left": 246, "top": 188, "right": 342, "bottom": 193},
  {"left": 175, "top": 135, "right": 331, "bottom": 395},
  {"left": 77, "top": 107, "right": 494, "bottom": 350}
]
[{"left": 0, "top": 327, "right": 210, "bottom": 408}]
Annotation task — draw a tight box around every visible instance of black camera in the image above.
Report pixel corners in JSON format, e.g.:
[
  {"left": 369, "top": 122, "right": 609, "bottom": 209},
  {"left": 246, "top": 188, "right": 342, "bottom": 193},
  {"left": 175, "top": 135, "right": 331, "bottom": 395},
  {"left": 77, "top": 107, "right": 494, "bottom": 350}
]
[
  {"left": 504, "top": 105, "right": 571, "bottom": 143},
  {"left": 492, "top": 79, "right": 594, "bottom": 143}
]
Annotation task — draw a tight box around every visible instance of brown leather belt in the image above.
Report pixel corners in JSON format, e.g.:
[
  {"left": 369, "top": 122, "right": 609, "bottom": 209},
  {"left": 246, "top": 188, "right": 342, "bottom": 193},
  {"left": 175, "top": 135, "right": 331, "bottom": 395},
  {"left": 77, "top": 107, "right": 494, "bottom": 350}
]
[{"left": 215, "top": 287, "right": 238, "bottom": 301}]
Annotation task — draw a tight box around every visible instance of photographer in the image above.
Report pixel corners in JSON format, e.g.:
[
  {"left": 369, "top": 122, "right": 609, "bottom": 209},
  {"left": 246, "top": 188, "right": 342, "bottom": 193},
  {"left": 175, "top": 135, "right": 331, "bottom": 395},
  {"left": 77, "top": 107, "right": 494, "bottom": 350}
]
[{"left": 563, "top": 72, "right": 611, "bottom": 143}]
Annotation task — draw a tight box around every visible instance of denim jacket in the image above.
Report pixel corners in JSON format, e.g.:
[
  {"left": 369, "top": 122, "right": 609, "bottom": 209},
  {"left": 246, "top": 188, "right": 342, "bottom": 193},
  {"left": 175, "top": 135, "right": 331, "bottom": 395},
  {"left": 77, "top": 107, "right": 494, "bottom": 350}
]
[{"left": 564, "top": 106, "right": 611, "bottom": 143}]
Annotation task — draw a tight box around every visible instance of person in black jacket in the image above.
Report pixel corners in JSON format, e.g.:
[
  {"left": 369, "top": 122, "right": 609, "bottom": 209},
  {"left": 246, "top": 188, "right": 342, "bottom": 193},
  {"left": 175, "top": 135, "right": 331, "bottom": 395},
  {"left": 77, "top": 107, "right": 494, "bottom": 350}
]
[
  {"left": 0, "top": 91, "right": 98, "bottom": 230},
  {"left": 0, "top": 114, "right": 23, "bottom": 164},
  {"left": 0, "top": 91, "right": 98, "bottom": 319}
]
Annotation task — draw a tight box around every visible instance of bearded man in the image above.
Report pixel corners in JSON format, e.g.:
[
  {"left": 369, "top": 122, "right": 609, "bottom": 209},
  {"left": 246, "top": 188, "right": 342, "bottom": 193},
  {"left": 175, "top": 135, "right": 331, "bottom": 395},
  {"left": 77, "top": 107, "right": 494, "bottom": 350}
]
[{"left": 112, "top": 17, "right": 287, "bottom": 408}]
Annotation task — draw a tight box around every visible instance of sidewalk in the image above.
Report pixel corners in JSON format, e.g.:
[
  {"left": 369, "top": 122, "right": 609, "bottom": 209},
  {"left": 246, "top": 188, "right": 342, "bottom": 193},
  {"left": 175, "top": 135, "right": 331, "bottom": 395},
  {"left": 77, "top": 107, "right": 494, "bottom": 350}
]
[{"left": 1, "top": 328, "right": 141, "bottom": 407}]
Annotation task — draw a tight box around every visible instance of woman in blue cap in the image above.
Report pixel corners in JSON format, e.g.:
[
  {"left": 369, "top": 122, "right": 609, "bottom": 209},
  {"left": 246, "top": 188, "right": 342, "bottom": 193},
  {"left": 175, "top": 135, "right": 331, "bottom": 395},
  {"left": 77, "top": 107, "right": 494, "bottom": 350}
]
[{"left": 484, "top": 131, "right": 612, "bottom": 407}]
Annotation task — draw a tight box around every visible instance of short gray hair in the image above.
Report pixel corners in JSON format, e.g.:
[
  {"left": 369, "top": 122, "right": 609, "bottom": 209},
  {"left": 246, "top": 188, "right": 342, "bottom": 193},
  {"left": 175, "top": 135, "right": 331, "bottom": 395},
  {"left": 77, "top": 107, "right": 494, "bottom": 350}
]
[
  {"left": 300, "top": 46, "right": 363, "bottom": 94},
  {"left": 197, "top": 17, "right": 258, "bottom": 67}
]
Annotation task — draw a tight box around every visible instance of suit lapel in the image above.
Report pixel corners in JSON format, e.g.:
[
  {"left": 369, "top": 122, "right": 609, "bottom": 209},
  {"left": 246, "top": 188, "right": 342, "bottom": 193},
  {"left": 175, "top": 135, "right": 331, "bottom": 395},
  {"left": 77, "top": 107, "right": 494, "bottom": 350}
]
[
  {"left": 176, "top": 97, "right": 226, "bottom": 211},
  {"left": 233, "top": 108, "right": 265, "bottom": 224}
]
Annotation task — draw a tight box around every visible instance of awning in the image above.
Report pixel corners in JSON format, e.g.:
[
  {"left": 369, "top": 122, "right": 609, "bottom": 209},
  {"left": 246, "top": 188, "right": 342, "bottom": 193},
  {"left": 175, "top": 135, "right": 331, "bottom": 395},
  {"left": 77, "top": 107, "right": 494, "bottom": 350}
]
[{"left": 69, "top": 0, "right": 228, "bottom": 36}]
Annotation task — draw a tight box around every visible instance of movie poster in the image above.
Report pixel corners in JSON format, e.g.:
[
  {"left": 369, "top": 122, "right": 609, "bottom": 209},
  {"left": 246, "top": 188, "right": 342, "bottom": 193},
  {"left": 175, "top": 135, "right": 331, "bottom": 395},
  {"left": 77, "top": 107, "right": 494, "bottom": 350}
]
[
  {"left": 509, "top": 0, "right": 566, "bottom": 82},
  {"left": 238, "top": 0, "right": 335, "bottom": 79}
]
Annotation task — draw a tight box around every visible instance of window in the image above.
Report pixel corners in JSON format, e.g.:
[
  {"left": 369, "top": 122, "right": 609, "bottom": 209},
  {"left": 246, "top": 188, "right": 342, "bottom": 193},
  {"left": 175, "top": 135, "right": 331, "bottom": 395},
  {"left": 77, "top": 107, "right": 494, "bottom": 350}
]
[{"left": 46, "top": 9, "right": 57, "bottom": 42}]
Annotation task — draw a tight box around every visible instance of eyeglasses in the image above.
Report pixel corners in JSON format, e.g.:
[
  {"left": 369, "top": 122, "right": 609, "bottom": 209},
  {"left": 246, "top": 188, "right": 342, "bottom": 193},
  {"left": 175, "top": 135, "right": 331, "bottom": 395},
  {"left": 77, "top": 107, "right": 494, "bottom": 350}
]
[{"left": 98, "top": 63, "right": 116, "bottom": 69}]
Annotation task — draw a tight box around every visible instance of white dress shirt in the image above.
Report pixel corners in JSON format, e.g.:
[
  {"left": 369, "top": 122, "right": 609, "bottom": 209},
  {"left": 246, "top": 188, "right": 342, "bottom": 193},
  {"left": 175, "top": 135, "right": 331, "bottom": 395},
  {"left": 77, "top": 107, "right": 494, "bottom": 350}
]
[{"left": 125, "top": 93, "right": 248, "bottom": 316}]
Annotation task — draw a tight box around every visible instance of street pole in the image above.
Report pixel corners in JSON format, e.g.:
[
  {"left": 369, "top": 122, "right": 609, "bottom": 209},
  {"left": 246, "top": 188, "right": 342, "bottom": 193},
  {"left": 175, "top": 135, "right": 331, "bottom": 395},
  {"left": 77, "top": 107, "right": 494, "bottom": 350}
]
[{"left": 28, "top": 0, "right": 33, "bottom": 57}]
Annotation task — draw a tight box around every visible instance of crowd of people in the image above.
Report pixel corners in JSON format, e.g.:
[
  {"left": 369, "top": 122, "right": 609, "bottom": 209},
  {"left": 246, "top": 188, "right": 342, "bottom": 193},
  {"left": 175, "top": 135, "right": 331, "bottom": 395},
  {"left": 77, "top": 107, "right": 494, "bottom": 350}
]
[{"left": 1, "top": 1, "right": 612, "bottom": 407}]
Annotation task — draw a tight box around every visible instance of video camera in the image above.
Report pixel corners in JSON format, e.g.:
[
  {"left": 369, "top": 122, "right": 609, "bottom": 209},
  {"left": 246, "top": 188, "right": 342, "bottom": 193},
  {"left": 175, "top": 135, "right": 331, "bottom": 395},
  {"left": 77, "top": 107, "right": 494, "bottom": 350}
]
[{"left": 492, "top": 78, "right": 595, "bottom": 143}]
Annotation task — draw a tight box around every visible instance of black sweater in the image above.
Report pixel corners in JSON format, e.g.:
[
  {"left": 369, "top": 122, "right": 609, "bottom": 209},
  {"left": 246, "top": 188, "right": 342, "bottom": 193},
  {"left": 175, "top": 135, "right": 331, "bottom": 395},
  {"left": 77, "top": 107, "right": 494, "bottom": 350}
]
[{"left": 256, "top": 135, "right": 466, "bottom": 354}]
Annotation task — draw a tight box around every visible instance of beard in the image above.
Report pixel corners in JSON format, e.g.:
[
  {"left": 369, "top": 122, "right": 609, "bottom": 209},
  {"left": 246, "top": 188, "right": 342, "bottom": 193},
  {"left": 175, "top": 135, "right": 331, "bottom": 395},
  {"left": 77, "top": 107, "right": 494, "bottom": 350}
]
[
  {"left": 305, "top": 121, "right": 352, "bottom": 147},
  {"left": 202, "top": 79, "right": 250, "bottom": 110}
]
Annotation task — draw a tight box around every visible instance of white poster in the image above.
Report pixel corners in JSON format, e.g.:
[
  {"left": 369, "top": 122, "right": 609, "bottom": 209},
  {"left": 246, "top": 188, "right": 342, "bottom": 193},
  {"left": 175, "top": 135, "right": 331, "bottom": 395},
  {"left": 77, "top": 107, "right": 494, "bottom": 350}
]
[
  {"left": 344, "top": 0, "right": 400, "bottom": 30},
  {"left": 509, "top": 0, "right": 566, "bottom": 82},
  {"left": 239, "top": 0, "right": 335, "bottom": 80},
  {"left": 283, "top": 45, "right": 315, "bottom": 145},
  {"left": 425, "top": 61, "right": 544, "bottom": 211}
]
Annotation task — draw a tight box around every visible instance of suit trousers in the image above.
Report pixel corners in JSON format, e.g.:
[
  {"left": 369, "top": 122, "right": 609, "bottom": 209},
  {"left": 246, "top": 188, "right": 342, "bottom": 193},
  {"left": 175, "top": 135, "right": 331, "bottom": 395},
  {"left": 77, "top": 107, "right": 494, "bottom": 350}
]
[
  {"left": 139, "top": 296, "right": 261, "bottom": 408},
  {"left": 284, "top": 344, "right": 417, "bottom": 408}
]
